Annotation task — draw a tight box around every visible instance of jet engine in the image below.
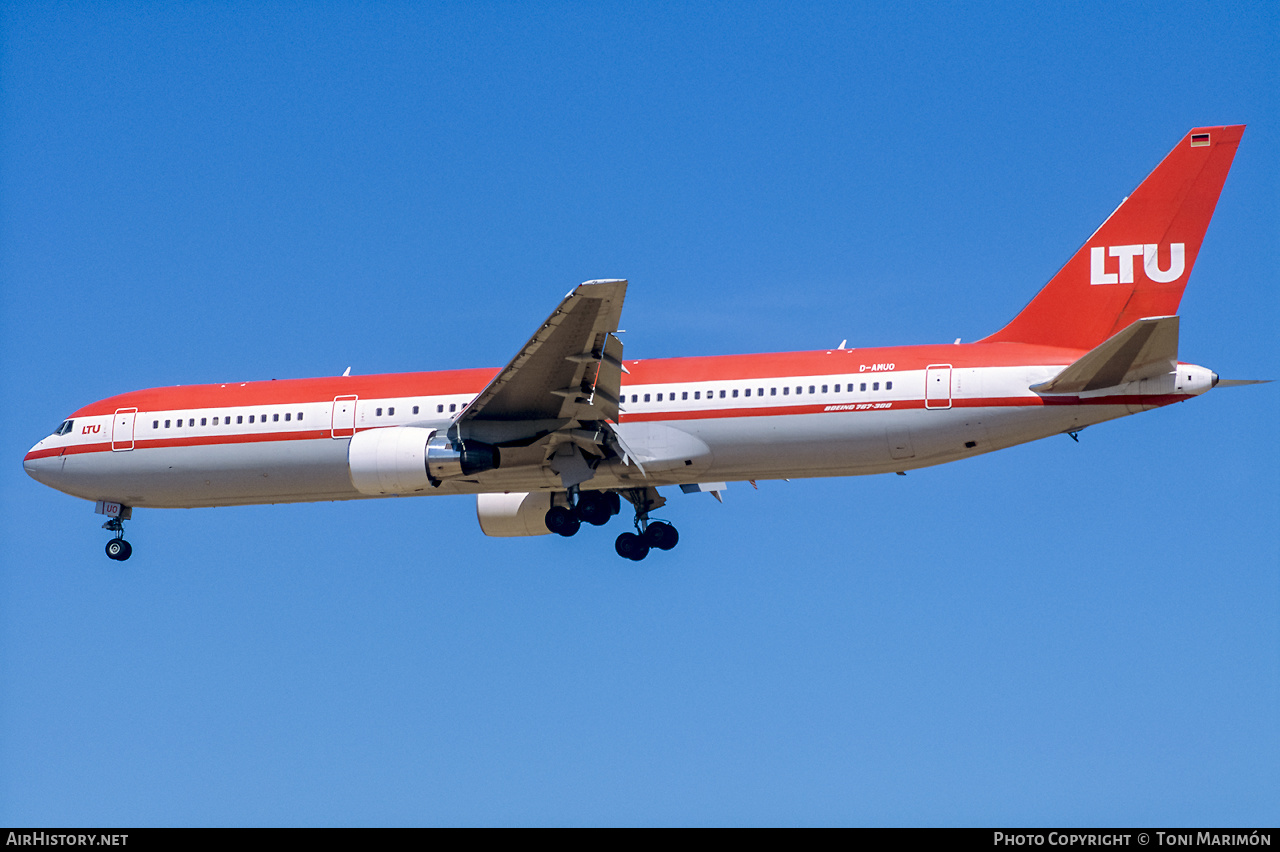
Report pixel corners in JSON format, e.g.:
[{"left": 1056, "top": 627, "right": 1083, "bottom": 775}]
[
  {"left": 348, "top": 426, "right": 499, "bottom": 495},
  {"left": 476, "top": 492, "right": 552, "bottom": 537}
]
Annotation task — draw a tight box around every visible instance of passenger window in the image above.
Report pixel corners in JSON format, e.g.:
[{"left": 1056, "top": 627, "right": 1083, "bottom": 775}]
[
  {"left": 771, "top": 388, "right": 776, "bottom": 396},
  {"left": 152, "top": 420, "right": 159, "bottom": 429},
  {"left": 682, "top": 392, "right": 688, "bottom": 401},
  {"left": 412, "top": 406, "right": 419, "bottom": 414},
  {"left": 298, "top": 412, "right": 303, "bottom": 421},
  {"left": 644, "top": 394, "right": 651, "bottom": 402},
  {"left": 732, "top": 389, "right": 738, "bottom": 398},
  {"left": 237, "top": 415, "right": 243, "bottom": 424},
  {"left": 796, "top": 386, "right": 803, "bottom": 395},
  {"left": 757, "top": 388, "right": 764, "bottom": 396},
  {"left": 165, "top": 419, "right": 171, "bottom": 428},
  {"left": 873, "top": 382, "right": 880, "bottom": 391},
  {"left": 449, "top": 403, "right": 456, "bottom": 412},
  {"left": 694, "top": 391, "right": 700, "bottom": 400},
  {"left": 189, "top": 419, "right": 195, "bottom": 427},
  {"left": 719, "top": 390, "right": 726, "bottom": 399},
  {"left": 744, "top": 388, "right": 751, "bottom": 397},
  {"left": 284, "top": 413, "right": 290, "bottom": 421},
  {"left": 783, "top": 387, "right": 789, "bottom": 395},
  {"left": 835, "top": 384, "right": 841, "bottom": 392},
  {"left": 376, "top": 408, "right": 383, "bottom": 416},
  {"left": 249, "top": 415, "right": 254, "bottom": 423},
  {"left": 821, "top": 385, "right": 828, "bottom": 393},
  {"left": 656, "top": 393, "right": 662, "bottom": 402},
  {"left": 886, "top": 381, "right": 892, "bottom": 390},
  {"left": 631, "top": 394, "right": 638, "bottom": 403},
  {"left": 273, "top": 413, "right": 279, "bottom": 422},
  {"left": 437, "top": 404, "right": 444, "bottom": 413},
  {"left": 860, "top": 383, "right": 867, "bottom": 391},
  {"left": 388, "top": 407, "right": 394, "bottom": 416},
  {"left": 213, "top": 417, "right": 219, "bottom": 425}
]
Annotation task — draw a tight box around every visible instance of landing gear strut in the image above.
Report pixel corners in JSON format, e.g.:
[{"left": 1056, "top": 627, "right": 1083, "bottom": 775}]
[{"left": 102, "top": 518, "right": 132, "bottom": 561}]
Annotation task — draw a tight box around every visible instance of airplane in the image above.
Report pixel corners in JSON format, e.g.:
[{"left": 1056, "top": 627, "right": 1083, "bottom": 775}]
[{"left": 24, "top": 125, "right": 1260, "bottom": 563}]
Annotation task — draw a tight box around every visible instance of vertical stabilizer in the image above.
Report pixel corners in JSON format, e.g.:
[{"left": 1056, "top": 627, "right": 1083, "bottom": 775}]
[{"left": 980, "top": 126, "right": 1243, "bottom": 351}]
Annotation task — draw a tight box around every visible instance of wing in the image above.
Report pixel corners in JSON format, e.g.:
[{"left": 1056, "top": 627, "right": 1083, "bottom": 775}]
[
  {"left": 460, "top": 279, "right": 627, "bottom": 424},
  {"left": 452, "top": 279, "right": 633, "bottom": 488}
]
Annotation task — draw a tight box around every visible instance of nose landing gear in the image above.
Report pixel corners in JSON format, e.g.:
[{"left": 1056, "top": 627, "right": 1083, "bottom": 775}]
[{"left": 102, "top": 518, "right": 132, "bottom": 561}]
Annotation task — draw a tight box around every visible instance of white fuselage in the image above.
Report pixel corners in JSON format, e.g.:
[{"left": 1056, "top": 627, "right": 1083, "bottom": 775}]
[{"left": 22, "top": 344, "right": 1216, "bottom": 510}]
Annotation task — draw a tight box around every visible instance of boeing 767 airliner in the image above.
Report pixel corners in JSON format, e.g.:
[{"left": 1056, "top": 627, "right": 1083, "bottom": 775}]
[{"left": 24, "top": 125, "right": 1258, "bottom": 561}]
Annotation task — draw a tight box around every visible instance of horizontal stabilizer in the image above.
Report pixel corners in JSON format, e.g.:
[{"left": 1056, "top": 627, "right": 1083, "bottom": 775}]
[{"left": 1032, "top": 316, "right": 1179, "bottom": 394}]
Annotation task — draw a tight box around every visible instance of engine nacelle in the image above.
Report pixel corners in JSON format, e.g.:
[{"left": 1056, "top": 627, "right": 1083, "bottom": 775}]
[
  {"left": 476, "top": 492, "right": 552, "bottom": 537},
  {"left": 348, "top": 427, "right": 499, "bottom": 495}
]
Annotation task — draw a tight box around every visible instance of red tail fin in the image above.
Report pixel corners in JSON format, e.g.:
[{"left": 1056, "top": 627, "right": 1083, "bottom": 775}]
[{"left": 980, "top": 125, "right": 1244, "bottom": 351}]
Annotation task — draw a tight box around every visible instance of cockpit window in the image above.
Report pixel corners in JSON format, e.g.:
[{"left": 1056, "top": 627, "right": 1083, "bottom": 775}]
[{"left": 54, "top": 420, "right": 74, "bottom": 436}]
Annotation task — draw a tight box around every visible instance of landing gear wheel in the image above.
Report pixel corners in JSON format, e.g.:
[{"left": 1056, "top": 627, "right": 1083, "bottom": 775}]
[
  {"left": 605, "top": 491, "right": 621, "bottom": 517},
  {"left": 615, "top": 532, "right": 649, "bottom": 561},
  {"left": 575, "top": 492, "right": 612, "bottom": 527},
  {"left": 644, "top": 522, "right": 679, "bottom": 551},
  {"left": 105, "top": 539, "right": 132, "bottom": 561},
  {"left": 545, "top": 505, "right": 581, "bottom": 537}
]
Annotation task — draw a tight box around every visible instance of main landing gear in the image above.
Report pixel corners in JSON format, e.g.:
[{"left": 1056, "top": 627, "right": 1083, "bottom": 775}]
[
  {"left": 543, "top": 488, "right": 681, "bottom": 562},
  {"left": 614, "top": 521, "right": 678, "bottom": 562},
  {"left": 102, "top": 518, "right": 132, "bottom": 561},
  {"left": 545, "top": 489, "right": 621, "bottom": 537}
]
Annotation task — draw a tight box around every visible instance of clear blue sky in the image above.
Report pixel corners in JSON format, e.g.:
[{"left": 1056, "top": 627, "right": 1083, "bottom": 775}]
[{"left": 2, "top": 1, "right": 1276, "bottom": 826}]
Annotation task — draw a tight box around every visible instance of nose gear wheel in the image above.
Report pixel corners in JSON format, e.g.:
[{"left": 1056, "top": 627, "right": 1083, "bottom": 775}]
[{"left": 102, "top": 517, "right": 132, "bottom": 561}]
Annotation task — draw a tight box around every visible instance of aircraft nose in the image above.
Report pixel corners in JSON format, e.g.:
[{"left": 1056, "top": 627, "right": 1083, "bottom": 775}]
[{"left": 23, "top": 442, "right": 57, "bottom": 484}]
